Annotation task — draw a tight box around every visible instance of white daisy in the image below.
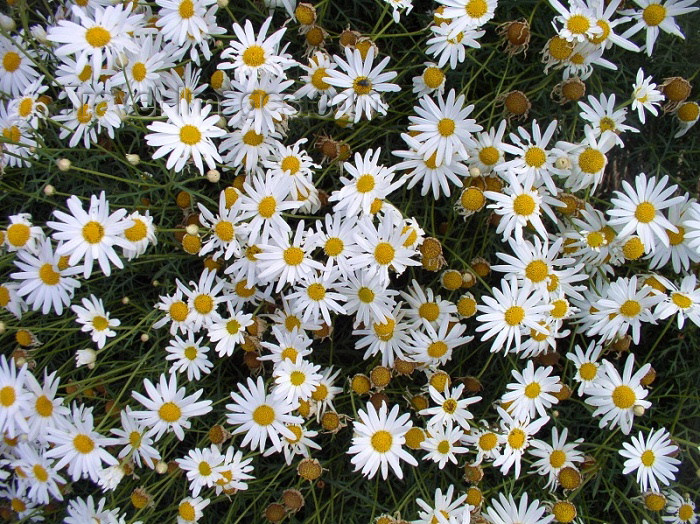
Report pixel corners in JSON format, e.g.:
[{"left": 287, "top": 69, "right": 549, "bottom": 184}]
[
  {"left": 425, "top": 23, "right": 485, "bottom": 70},
  {"left": 631, "top": 68, "right": 665, "bottom": 123},
  {"left": 621, "top": 0, "right": 699, "bottom": 55},
  {"left": 110, "top": 407, "right": 161, "bottom": 469},
  {"left": 23, "top": 369, "right": 70, "bottom": 444},
  {"left": 0, "top": 36, "right": 40, "bottom": 97},
  {"left": 4, "top": 213, "right": 44, "bottom": 254},
  {"left": 12, "top": 442, "right": 64, "bottom": 504},
  {"left": 565, "top": 341, "right": 604, "bottom": 396},
  {"left": 414, "top": 485, "right": 472, "bottom": 524},
  {"left": 71, "top": 294, "right": 120, "bottom": 349},
  {"left": 420, "top": 383, "right": 481, "bottom": 431},
  {"left": 483, "top": 491, "right": 553, "bottom": 524},
  {"left": 619, "top": 427, "right": 681, "bottom": 492},
  {"left": 284, "top": 268, "right": 348, "bottom": 327},
  {"left": 165, "top": 332, "right": 214, "bottom": 381},
  {"left": 294, "top": 51, "right": 338, "bottom": 115},
  {"left": 654, "top": 274, "right": 700, "bottom": 328},
  {"left": 338, "top": 269, "right": 399, "bottom": 328},
  {"left": 0, "top": 355, "right": 31, "bottom": 438},
  {"left": 578, "top": 92, "right": 638, "bottom": 147},
  {"left": 493, "top": 407, "right": 549, "bottom": 478},
  {"left": 206, "top": 305, "right": 254, "bottom": 357},
  {"left": 121, "top": 210, "right": 157, "bottom": 261},
  {"left": 176, "top": 446, "right": 226, "bottom": 497},
  {"left": 529, "top": 426, "right": 584, "bottom": 490},
  {"left": 155, "top": 0, "right": 219, "bottom": 45},
  {"left": 177, "top": 269, "right": 226, "bottom": 332},
  {"left": 420, "top": 424, "right": 468, "bottom": 469},
  {"left": 501, "top": 360, "right": 560, "bottom": 420},
  {"left": 272, "top": 357, "right": 323, "bottom": 404}
]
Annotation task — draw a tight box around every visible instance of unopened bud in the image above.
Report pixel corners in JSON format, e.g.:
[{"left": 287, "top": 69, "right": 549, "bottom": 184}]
[
  {"left": 155, "top": 461, "right": 168, "bottom": 474},
  {"left": 555, "top": 156, "right": 570, "bottom": 170},
  {"left": 56, "top": 158, "right": 71, "bottom": 172},
  {"left": 469, "top": 166, "right": 481, "bottom": 177},
  {"left": 206, "top": 169, "right": 220, "bottom": 183},
  {"left": 140, "top": 333, "right": 149, "bottom": 342},
  {"left": 185, "top": 224, "right": 199, "bottom": 236},
  {"left": 126, "top": 154, "right": 140, "bottom": 166},
  {"left": 43, "top": 184, "right": 56, "bottom": 196},
  {"left": 633, "top": 404, "right": 646, "bottom": 416}
]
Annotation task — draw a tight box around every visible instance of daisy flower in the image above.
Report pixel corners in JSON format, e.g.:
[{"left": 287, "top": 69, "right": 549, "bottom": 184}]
[
  {"left": 585, "top": 354, "right": 652, "bottom": 434},
  {"left": 285, "top": 269, "right": 348, "bottom": 327},
  {"left": 647, "top": 197, "right": 700, "bottom": 273},
  {"left": 674, "top": 100, "right": 699, "bottom": 138},
  {"left": 401, "top": 279, "right": 457, "bottom": 330},
  {"left": 110, "top": 407, "right": 161, "bottom": 469},
  {"left": 47, "top": 191, "right": 130, "bottom": 278},
  {"left": 483, "top": 492, "right": 553, "bottom": 524},
  {"left": 165, "top": 331, "right": 213, "bottom": 381},
  {"left": 294, "top": 51, "right": 338, "bottom": 115},
  {"left": 308, "top": 213, "right": 361, "bottom": 275},
  {"left": 529, "top": 426, "right": 584, "bottom": 490},
  {"left": 608, "top": 173, "right": 686, "bottom": 252},
  {"left": 437, "top": 0, "right": 497, "bottom": 34},
  {"left": 3, "top": 213, "right": 43, "bottom": 254},
  {"left": 324, "top": 47, "right": 400, "bottom": 122},
  {"left": 131, "top": 372, "right": 213, "bottom": 441},
  {"left": 408, "top": 89, "right": 481, "bottom": 166},
  {"left": 549, "top": 0, "right": 602, "bottom": 42},
  {"left": 559, "top": 126, "right": 618, "bottom": 194},
  {"left": 71, "top": 294, "right": 120, "bottom": 349},
  {"left": 176, "top": 446, "right": 226, "bottom": 497},
  {"left": 347, "top": 401, "right": 418, "bottom": 479},
  {"left": 462, "top": 424, "right": 502, "bottom": 465},
  {"left": 153, "top": 288, "right": 193, "bottom": 335},
  {"left": 11, "top": 238, "right": 82, "bottom": 315},
  {"left": 259, "top": 326, "right": 313, "bottom": 365},
  {"left": 272, "top": 357, "right": 323, "bottom": 404},
  {"left": 413, "top": 485, "right": 472, "bottom": 524},
  {"left": 207, "top": 305, "right": 254, "bottom": 357},
  {"left": 218, "top": 17, "right": 295, "bottom": 82},
  {"left": 161, "top": 63, "right": 208, "bottom": 107},
  {"left": 47, "top": 4, "right": 143, "bottom": 81},
  {"left": 620, "top": 427, "right": 680, "bottom": 492},
  {"left": 565, "top": 341, "right": 604, "bottom": 396},
  {"left": 0, "top": 37, "right": 40, "bottom": 97},
  {"left": 421, "top": 383, "right": 481, "bottom": 431},
  {"left": 420, "top": 424, "right": 468, "bottom": 469},
  {"left": 23, "top": 369, "right": 70, "bottom": 443},
  {"left": 465, "top": 119, "right": 508, "bottom": 174},
  {"left": 0, "top": 355, "right": 31, "bottom": 438},
  {"left": 177, "top": 269, "right": 226, "bottom": 332},
  {"left": 52, "top": 88, "right": 99, "bottom": 149},
  {"left": 263, "top": 138, "right": 320, "bottom": 198},
  {"left": 631, "top": 68, "right": 665, "bottom": 123},
  {"left": 412, "top": 62, "right": 447, "bottom": 97},
  {"left": 155, "top": 0, "right": 219, "bottom": 45},
  {"left": 501, "top": 360, "right": 560, "bottom": 420},
  {"left": 64, "top": 495, "right": 124, "bottom": 524},
  {"left": 663, "top": 491, "right": 697, "bottom": 523},
  {"left": 214, "top": 446, "right": 255, "bottom": 493},
  {"left": 621, "top": 0, "right": 699, "bottom": 55},
  {"left": 264, "top": 422, "right": 321, "bottom": 466},
  {"left": 146, "top": 99, "right": 224, "bottom": 174},
  {"left": 198, "top": 193, "right": 246, "bottom": 260},
  {"left": 582, "top": 0, "right": 641, "bottom": 51},
  {"left": 121, "top": 210, "right": 157, "bottom": 261},
  {"left": 226, "top": 376, "right": 301, "bottom": 452},
  {"left": 493, "top": 407, "right": 550, "bottom": 478},
  {"left": 338, "top": 270, "right": 399, "bottom": 328},
  {"left": 353, "top": 303, "right": 414, "bottom": 367},
  {"left": 12, "top": 442, "right": 65, "bottom": 504},
  {"left": 408, "top": 317, "right": 473, "bottom": 368},
  {"left": 426, "top": 23, "right": 485, "bottom": 70},
  {"left": 476, "top": 276, "right": 550, "bottom": 355},
  {"left": 654, "top": 274, "right": 700, "bottom": 328},
  {"left": 578, "top": 93, "right": 638, "bottom": 147},
  {"left": 45, "top": 404, "right": 118, "bottom": 483},
  {"left": 177, "top": 497, "right": 210, "bottom": 524}
]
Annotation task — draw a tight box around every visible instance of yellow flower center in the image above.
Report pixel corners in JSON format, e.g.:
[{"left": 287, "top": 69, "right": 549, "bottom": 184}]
[
  {"left": 32, "top": 464, "right": 49, "bottom": 483},
  {"left": 427, "top": 341, "right": 448, "bottom": 358},
  {"left": 184, "top": 346, "right": 198, "bottom": 360},
  {"left": 226, "top": 318, "right": 241, "bottom": 335},
  {"left": 307, "top": 283, "right": 326, "bottom": 301},
  {"left": 578, "top": 148, "right": 605, "bottom": 173},
  {"left": 424, "top": 150, "right": 440, "bottom": 169},
  {"left": 235, "top": 280, "right": 256, "bottom": 298},
  {"left": 478, "top": 432, "right": 498, "bottom": 451},
  {"left": 548, "top": 36, "right": 574, "bottom": 60},
  {"left": 623, "top": 237, "right": 645, "bottom": 260},
  {"left": 158, "top": 402, "right": 182, "bottom": 422},
  {"left": 479, "top": 146, "right": 500, "bottom": 166},
  {"left": 504, "top": 305, "right": 525, "bottom": 326},
  {"left": 281, "top": 156, "right": 301, "bottom": 175},
  {"left": 525, "top": 259, "right": 549, "bottom": 283},
  {"left": 35, "top": 395, "right": 54, "bottom": 417},
  {"left": 678, "top": 102, "right": 700, "bottom": 122},
  {"left": 249, "top": 89, "right": 269, "bottom": 109},
  {"left": 82, "top": 221, "right": 104, "bottom": 244},
  {"left": 179, "top": 501, "right": 196, "bottom": 521},
  {"left": 85, "top": 26, "right": 112, "bottom": 48},
  {"left": 513, "top": 194, "right": 536, "bottom": 216},
  {"left": 179, "top": 0, "right": 195, "bottom": 18},
  {"left": 442, "top": 398, "right": 457, "bottom": 414},
  {"left": 619, "top": 299, "right": 641, "bottom": 318},
  {"left": 324, "top": 237, "right": 344, "bottom": 257},
  {"left": 358, "top": 287, "right": 375, "bottom": 303},
  {"left": 612, "top": 385, "right": 636, "bottom": 409},
  {"left": 78, "top": 65, "right": 93, "bottom": 83},
  {"left": 373, "top": 317, "right": 396, "bottom": 341},
  {"left": 678, "top": 504, "right": 694, "bottom": 521},
  {"left": 465, "top": 0, "right": 487, "bottom": 17},
  {"left": 550, "top": 299, "right": 569, "bottom": 319},
  {"left": 524, "top": 147, "right": 546, "bottom": 168},
  {"left": 242, "top": 45, "right": 265, "bottom": 67},
  {"left": 599, "top": 116, "right": 616, "bottom": 132},
  {"left": 283, "top": 246, "right": 304, "bottom": 266},
  {"left": 131, "top": 62, "right": 147, "bottom": 82},
  {"left": 243, "top": 130, "right": 264, "bottom": 146},
  {"left": 214, "top": 221, "right": 234, "bottom": 242},
  {"left": 125, "top": 219, "right": 148, "bottom": 242},
  {"left": 281, "top": 347, "right": 298, "bottom": 361},
  {"left": 0, "top": 386, "right": 15, "bottom": 407},
  {"left": 644, "top": 493, "right": 666, "bottom": 512},
  {"left": 2, "top": 51, "right": 20, "bottom": 72},
  {"left": 643, "top": 4, "right": 666, "bottom": 26},
  {"left": 253, "top": 404, "right": 275, "bottom": 426},
  {"left": 423, "top": 67, "right": 444, "bottom": 89},
  {"left": 635, "top": 201, "right": 656, "bottom": 223},
  {"left": 552, "top": 501, "right": 577, "bottom": 522},
  {"left": 524, "top": 382, "right": 541, "bottom": 398},
  {"left": 549, "top": 449, "right": 567, "bottom": 468},
  {"left": 18, "top": 98, "right": 34, "bottom": 118},
  {"left": 370, "top": 430, "right": 393, "bottom": 452},
  {"left": 667, "top": 226, "right": 685, "bottom": 245},
  {"left": 76, "top": 103, "right": 92, "bottom": 124},
  {"left": 92, "top": 315, "right": 109, "bottom": 331},
  {"left": 436, "top": 440, "right": 451, "bottom": 454},
  {"left": 590, "top": 19, "right": 611, "bottom": 44},
  {"left": 671, "top": 292, "right": 692, "bottom": 309},
  {"left": 373, "top": 242, "right": 395, "bottom": 265},
  {"left": 290, "top": 370, "right": 306, "bottom": 386},
  {"left": 193, "top": 294, "right": 214, "bottom": 314},
  {"left": 73, "top": 434, "right": 95, "bottom": 454},
  {"left": 640, "top": 449, "right": 656, "bottom": 467},
  {"left": 567, "top": 14, "right": 590, "bottom": 34},
  {"left": 169, "top": 301, "right": 189, "bottom": 322},
  {"left": 257, "top": 196, "right": 277, "bottom": 218},
  {"left": 311, "top": 68, "right": 330, "bottom": 90},
  {"left": 508, "top": 428, "right": 526, "bottom": 449},
  {"left": 437, "top": 118, "right": 456, "bottom": 137},
  {"left": 179, "top": 124, "right": 201, "bottom": 146},
  {"left": 38, "top": 264, "right": 60, "bottom": 286},
  {"left": 579, "top": 362, "right": 597, "bottom": 381},
  {"left": 419, "top": 302, "right": 440, "bottom": 321},
  {"left": 356, "top": 174, "right": 376, "bottom": 193},
  {"left": 286, "top": 424, "right": 303, "bottom": 443},
  {"left": 6, "top": 223, "right": 30, "bottom": 247},
  {"left": 353, "top": 76, "right": 372, "bottom": 95}
]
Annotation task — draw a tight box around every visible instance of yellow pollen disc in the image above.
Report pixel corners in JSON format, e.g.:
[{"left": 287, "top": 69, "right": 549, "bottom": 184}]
[
  {"left": 419, "top": 302, "right": 440, "bottom": 321},
  {"left": 356, "top": 174, "right": 376, "bottom": 193},
  {"left": 513, "top": 194, "right": 536, "bottom": 215},
  {"left": 466, "top": 487, "right": 482, "bottom": 506},
  {"left": 671, "top": 292, "right": 692, "bottom": 309},
  {"left": 634, "top": 201, "right": 656, "bottom": 223},
  {"left": 281, "top": 155, "right": 301, "bottom": 175},
  {"left": 284, "top": 315, "right": 301, "bottom": 331},
  {"left": 524, "top": 147, "right": 546, "bottom": 168},
  {"left": 18, "top": 98, "right": 33, "bottom": 118},
  {"left": 214, "top": 221, "right": 234, "bottom": 242},
  {"left": 612, "top": 385, "right": 636, "bottom": 409},
  {"left": 374, "top": 242, "right": 395, "bottom": 265},
  {"left": 447, "top": 32, "right": 464, "bottom": 44},
  {"left": 442, "top": 398, "right": 457, "bottom": 414},
  {"left": 678, "top": 504, "right": 694, "bottom": 520},
  {"left": 35, "top": 395, "right": 54, "bottom": 417},
  {"left": 243, "top": 130, "right": 264, "bottom": 146},
  {"left": 590, "top": 19, "right": 611, "bottom": 44},
  {"left": 7, "top": 223, "right": 30, "bottom": 247},
  {"left": 290, "top": 370, "right": 306, "bottom": 386},
  {"left": 599, "top": 116, "right": 616, "bottom": 132},
  {"left": 465, "top": 0, "right": 488, "bottom": 17},
  {"left": 436, "top": 440, "right": 451, "bottom": 454},
  {"left": 16, "top": 330, "right": 32, "bottom": 347},
  {"left": 2, "top": 125, "right": 20, "bottom": 142},
  {"left": 184, "top": 346, "right": 198, "bottom": 360},
  {"left": 570, "top": 53, "right": 584, "bottom": 65},
  {"left": 180, "top": 87, "right": 193, "bottom": 103},
  {"left": 550, "top": 299, "right": 569, "bottom": 319},
  {"left": 641, "top": 449, "right": 656, "bottom": 467},
  {"left": 579, "top": 362, "right": 597, "bottom": 381},
  {"left": 524, "top": 382, "right": 541, "bottom": 398},
  {"left": 38, "top": 263, "right": 60, "bottom": 286},
  {"left": 82, "top": 221, "right": 104, "bottom": 244},
  {"left": 578, "top": 148, "right": 605, "bottom": 173},
  {"left": 73, "top": 434, "right": 95, "bottom": 454},
  {"left": 2, "top": 51, "right": 20, "bottom": 72},
  {"left": 85, "top": 26, "right": 112, "bottom": 48},
  {"left": 286, "top": 424, "right": 303, "bottom": 443},
  {"left": 242, "top": 45, "right": 265, "bottom": 67},
  {"left": 549, "top": 449, "right": 567, "bottom": 468},
  {"left": 324, "top": 237, "right": 344, "bottom": 257},
  {"left": 644, "top": 493, "right": 666, "bottom": 512},
  {"left": 10, "top": 497, "right": 25, "bottom": 512},
  {"left": 312, "top": 384, "right": 328, "bottom": 401},
  {"left": 586, "top": 231, "right": 605, "bottom": 248},
  {"left": 358, "top": 287, "right": 375, "bottom": 303},
  {"left": 179, "top": 501, "right": 196, "bottom": 521},
  {"left": 281, "top": 347, "right": 298, "bottom": 361},
  {"left": 427, "top": 341, "right": 448, "bottom": 358},
  {"left": 158, "top": 402, "right": 181, "bottom": 422},
  {"left": 169, "top": 301, "right": 189, "bottom": 322},
  {"left": 32, "top": 464, "right": 48, "bottom": 483},
  {"left": 76, "top": 103, "right": 92, "bottom": 124},
  {"left": 235, "top": 280, "right": 256, "bottom": 298},
  {"left": 179, "top": 0, "right": 195, "bottom": 18},
  {"left": 623, "top": 237, "right": 645, "bottom": 260},
  {"left": 643, "top": 4, "right": 666, "bottom": 25},
  {"left": 0, "top": 386, "right": 15, "bottom": 407},
  {"left": 479, "top": 432, "right": 497, "bottom": 451},
  {"left": 667, "top": 226, "right": 685, "bottom": 245},
  {"left": 567, "top": 14, "right": 590, "bottom": 34},
  {"left": 0, "top": 286, "right": 8, "bottom": 307},
  {"left": 525, "top": 259, "right": 548, "bottom": 283},
  {"left": 193, "top": 294, "right": 214, "bottom": 314},
  {"left": 508, "top": 428, "right": 526, "bottom": 449},
  {"left": 226, "top": 319, "right": 241, "bottom": 334},
  {"left": 373, "top": 317, "right": 396, "bottom": 341},
  {"left": 131, "top": 62, "right": 147, "bottom": 82},
  {"left": 311, "top": 68, "right": 330, "bottom": 90},
  {"left": 353, "top": 76, "right": 372, "bottom": 95},
  {"left": 249, "top": 89, "right": 269, "bottom": 109},
  {"left": 678, "top": 102, "right": 699, "bottom": 122},
  {"left": 179, "top": 124, "right": 201, "bottom": 146},
  {"left": 530, "top": 324, "right": 549, "bottom": 341},
  {"left": 257, "top": 196, "right": 277, "bottom": 218},
  {"left": 125, "top": 219, "right": 147, "bottom": 242},
  {"left": 423, "top": 150, "right": 441, "bottom": 169},
  {"left": 95, "top": 103, "right": 107, "bottom": 117},
  {"left": 479, "top": 146, "right": 500, "bottom": 166},
  {"left": 548, "top": 36, "right": 574, "bottom": 60},
  {"left": 253, "top": 404, "right": 275, "bottom": 425},
  {"left": 78, "top": 65, "right": 93, "bottom": 83},
  {"left": 210, "top": 70, "right": 224, "bottom": 90},
  {"left": 504, "top": 305, "right": 525, "bottom": 326},
  {"left": 437, "top": 118, "right": 456, "bottom": 137},
  {"left": 371, "top": 430, "right": 393, "bottom": 452},
  {"left": 307, "top": 283, "right": 326, "bottom": 301},
  {"left": 198, "top": 461, "right": 212, "bottom": 476},
  {"left": 92, "top": 315, "right": 109, "bottom": 331},
  {"left": 552, "top": 501, "right": 577, "bottom": 522},
  {"left": 283, "top": 246, "right": 304, "bottom": 266},
  {"left": 619, "top": 299, "right": 641, "bottom": 318},
  {"left": 457, "top": 296, "right": 477, "bottom": 317},
  {"left": 423, "top": 67, "right": 444, "bottom": 89}
]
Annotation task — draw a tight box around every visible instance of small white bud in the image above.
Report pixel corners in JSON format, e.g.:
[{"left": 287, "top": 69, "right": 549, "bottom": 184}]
[
  {"left": 115, "top": 52, "right": 129, "bottom": 68},
  {"left": 43, "top": 184, "right": 56, "bottom": 196},
  {"left": 140, "top": 333, "right": 149, "bottom": 342},
  {"left": 217, "top": 0, "right": 229, "bottom": 7},
  {"left": 75, "top": 349, "right": 97, "bottom": 369},
  {"left": 155, "top": 461, "right": 168, "bottom": 474},
  {"left": 126, "top": 154, "right": 140, "bottom": 166},
  {"left": 30, "top": 25, "right": 48, "bottom": 44},
  {"left": 56, "top": 158, "right": 71, "bottom": 172},
  {"left": 152, "top": 280, "right": 160, "bottom": 287},
  {"left": 0, "top": 14, "right": 16, "bottom": 32},
  {"left": 121, "top": 296, "right": 130, "bottom": 305},
  {"left": 206, "top": 169, "right": 220, "bottom": 183},
  {"left": 633, "top": 404, "right": 646, "bottom": 416},
  {"left": 555, "top": 156, "right": 571, "bottom": 170},
  {"left": 217, "top": 116, "right": 227, "bottom": 128},
  {"left": 469, "top": 166, "right": 481, "bottom": 178},
  {"left": 185, "top": 224, "right": 199, "bottom": 236}
]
